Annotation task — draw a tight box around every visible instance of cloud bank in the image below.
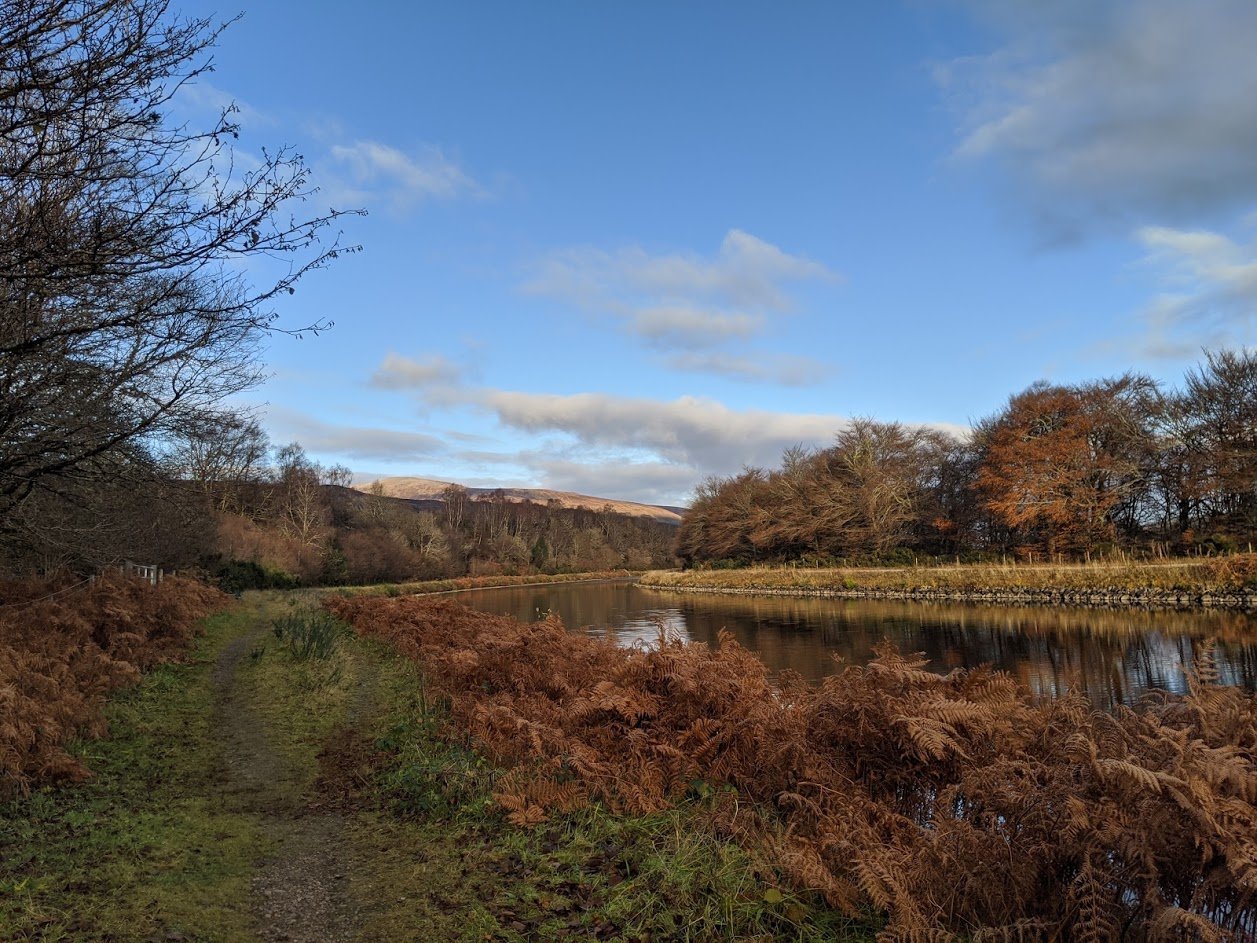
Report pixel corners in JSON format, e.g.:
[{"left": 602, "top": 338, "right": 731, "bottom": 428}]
[
  {"left": 948, "top": 0, "right": 1257, "bottom": 231},
  {"left": 349, "top": 346, "right": 969, "bottom": 503}
]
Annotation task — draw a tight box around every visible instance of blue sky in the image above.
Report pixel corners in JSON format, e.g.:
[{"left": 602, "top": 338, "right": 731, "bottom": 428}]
[{"left": 177, "top": 0, "right": 1257, "bottom": 504}]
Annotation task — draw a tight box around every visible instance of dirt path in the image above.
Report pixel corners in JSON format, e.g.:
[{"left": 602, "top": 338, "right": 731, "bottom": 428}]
[{"left": 210, "top": 604, "right": 364, "bottom": 943}]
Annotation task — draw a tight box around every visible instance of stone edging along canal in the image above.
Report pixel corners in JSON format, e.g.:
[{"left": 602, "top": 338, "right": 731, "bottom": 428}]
[{"left": 636, "top": 580, "right": 1257, "bottom": 612}]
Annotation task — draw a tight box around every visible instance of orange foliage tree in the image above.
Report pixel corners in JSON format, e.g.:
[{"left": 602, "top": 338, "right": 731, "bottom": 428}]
[{"left": 975, "top": 377, "right": 1156, "bottom": 554}]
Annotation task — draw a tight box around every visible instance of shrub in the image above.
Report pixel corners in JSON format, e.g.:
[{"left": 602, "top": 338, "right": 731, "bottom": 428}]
[
  {"left": 209, "top": 558, "right": 296, "bottom": 595},
  {"left": 271, "top": 609, "right": 345, "bottom": 661}
]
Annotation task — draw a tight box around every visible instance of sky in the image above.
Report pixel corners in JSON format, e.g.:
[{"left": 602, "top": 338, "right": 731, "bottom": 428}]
[{"left": 174, "top": 0, "right": 1257, "bottom": 506}]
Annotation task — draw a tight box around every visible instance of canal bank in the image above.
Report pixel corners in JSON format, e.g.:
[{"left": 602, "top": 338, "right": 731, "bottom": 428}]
[{"left": 639, "top": 558, "right": 1257, "bottom": 610}]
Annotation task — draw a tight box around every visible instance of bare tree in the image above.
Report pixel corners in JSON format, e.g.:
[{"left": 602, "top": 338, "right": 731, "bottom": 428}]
[
  {"left": 273, "top": 443, "right": 329, "bottom": 547},
  {"left": 1177, "top": 350, "right": 1257, "bottom": 535},
  {"left": 0, "top": 0, "right": 362, "bottom": 560},
  {"left": 166, "top": 413, "right": 271, "bottom": 513},
  {"left": 440, "top": 483, "right": 469, "bottom": 531}
]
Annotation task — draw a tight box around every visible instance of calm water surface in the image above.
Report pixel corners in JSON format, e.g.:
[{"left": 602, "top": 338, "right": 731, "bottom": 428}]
[{"left": 450, "top": 579, "right": 1257, "bottom": 708}]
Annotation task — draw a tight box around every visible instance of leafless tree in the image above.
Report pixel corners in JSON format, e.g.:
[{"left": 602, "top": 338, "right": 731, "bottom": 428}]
[
  {"left": 440, "top": 483, "right": 469, "bottom": 531},
  {"left": 0, "top": 0, "right": 362, "bottom": 564}
]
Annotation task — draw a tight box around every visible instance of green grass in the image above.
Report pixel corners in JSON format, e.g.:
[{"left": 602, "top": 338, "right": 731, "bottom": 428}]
[
  {"left": 0, "top": 608, "right": 265, "bottom": 943},
  {"left": 237, "top": 596, "right": 361, "bottom": 782}
]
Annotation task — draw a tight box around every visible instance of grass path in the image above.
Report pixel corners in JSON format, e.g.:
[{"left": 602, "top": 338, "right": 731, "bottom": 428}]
[{"left": 1, "top": 591, "right": 871, "bottom": 943}]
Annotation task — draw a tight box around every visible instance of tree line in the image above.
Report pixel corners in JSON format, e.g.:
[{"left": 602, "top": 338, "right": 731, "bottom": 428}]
[
  {"left": 195, "top": 436, "right": 677, "bottom": 589},
  {"left": 677, "top": 351, "right": 1257, "bottom": 566}
]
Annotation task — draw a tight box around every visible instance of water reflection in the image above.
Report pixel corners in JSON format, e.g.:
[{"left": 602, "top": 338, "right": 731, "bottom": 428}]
[{"left": 449, "top": 580, "right": 1257, "bottom": 708}]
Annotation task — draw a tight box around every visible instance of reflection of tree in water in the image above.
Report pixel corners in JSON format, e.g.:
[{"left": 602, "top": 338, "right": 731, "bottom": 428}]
[{"left": 453, "top": 582, "right": 1257, "bottom": 709}]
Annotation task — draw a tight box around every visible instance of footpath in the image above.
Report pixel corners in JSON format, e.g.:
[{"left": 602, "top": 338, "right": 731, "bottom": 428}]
[{"left": 2, "top": 591, "right": 854, "bottom": 942}]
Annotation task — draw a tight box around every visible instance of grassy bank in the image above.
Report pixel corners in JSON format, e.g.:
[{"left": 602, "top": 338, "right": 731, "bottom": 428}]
[
  {"left": 641, "top": 555, "right": 1257, "bottom": 599},
  {"left": 2, "top": 590, "right": 867, "bottom": 942},
  {"left": 332, "top": 569, "right": 637, "bottom": 598},
  {"left": 0, "top": 606, "right": 263, "bottom": 940}
]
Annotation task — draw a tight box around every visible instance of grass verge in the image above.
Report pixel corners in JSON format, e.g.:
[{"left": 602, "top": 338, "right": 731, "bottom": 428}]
[
  {"left": 641, "top": 555, "right": 1257, "bottom": 597},
  {"left": 0, "top": 606, "right": 264, "bottom": 943}
]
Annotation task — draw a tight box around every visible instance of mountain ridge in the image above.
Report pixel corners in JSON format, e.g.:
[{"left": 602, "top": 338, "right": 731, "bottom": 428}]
[{"left": 354, "top": 476, "right": 686, "bottom": 525}]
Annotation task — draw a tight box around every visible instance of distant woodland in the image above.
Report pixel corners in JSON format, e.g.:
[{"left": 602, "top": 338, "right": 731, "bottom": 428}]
[
  {"left": 2, "top": 423, "right": 678, "bottom": 585},
  {"left": 206, "top": 443, "right": 677, "bottom": 588},
  {"left": 678, "top": 350, "right": 1257, "bottom": 567}
]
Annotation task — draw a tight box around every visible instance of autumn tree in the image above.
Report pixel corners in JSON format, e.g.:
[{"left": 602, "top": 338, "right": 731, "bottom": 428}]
[
  {"left": 975, "top": 376, "right": 1158, "bottom": 554},
  {"left": 802, "top": 420, "right": 952, "bottom": 557},
  {"left": 675, "top": 422, "right": 957, "bottom": 565}
]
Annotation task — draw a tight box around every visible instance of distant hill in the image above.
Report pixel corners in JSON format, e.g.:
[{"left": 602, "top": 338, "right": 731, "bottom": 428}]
[{"left": 356, "top": 476, "right": 685, "bottom": 526}]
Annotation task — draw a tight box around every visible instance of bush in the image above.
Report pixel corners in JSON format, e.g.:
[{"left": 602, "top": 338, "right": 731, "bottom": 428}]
[
  {"left": 209, "top": 558, "right": 295, "bottom": 595},
  {"left": 271, "top": 609, "right": 345, "bottom": 661}
]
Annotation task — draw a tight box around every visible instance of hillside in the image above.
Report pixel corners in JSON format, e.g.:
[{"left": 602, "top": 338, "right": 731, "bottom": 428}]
[{"left": 357, "top": 476, "right": 685, "bottom": 525}]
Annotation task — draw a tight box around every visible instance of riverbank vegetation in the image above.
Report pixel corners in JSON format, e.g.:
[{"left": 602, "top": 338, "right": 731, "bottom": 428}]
[
  {"left": 678, "top": 352, "right": 1257, "bottom": 568},
  {"left": 2, "top": 591, "right": 870, "bottom": 942},
  {"left": 0, "top": 575, "right": 225, "bottom": 798},
  {"left": 328, "top": 593, "right": 1257, "bottom": 941},
  {"left": 331, "top": 570, "right": 637, "bottom": 598},
  {"left": 644, "top": 554, "right": 1257, "bottom": 597}
]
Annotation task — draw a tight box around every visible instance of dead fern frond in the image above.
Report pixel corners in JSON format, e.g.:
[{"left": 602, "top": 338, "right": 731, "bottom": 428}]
[{"left": 326, "top": 594, "right": 1257, "bottom": 943}]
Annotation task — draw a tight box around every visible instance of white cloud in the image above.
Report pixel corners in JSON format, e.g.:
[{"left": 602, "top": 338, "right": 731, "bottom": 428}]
[
  {"left": 476, "top": 390, "right": 848, "bottom": 471},
  {"left": 948, "top": 0, "right": 1257, "bottom": 229},
  {"left": 518, "top": 456, "right": 702, "bottom": 506},
  {"left": 173, "top": 80, "right": 272, "bottom": 129},
  {"left": 323, "top": 140, "right": 481, "bottom": 209},
  {"left": 630, "top": 306, "right": 763, "bottom": 349},
  {"left": 262, "top": 406, "right": 447, "bottom": 462},
  {"left": 1133, "top": 224, "right": 1257, "bottom": 354},
  {"left": 460, "top": 390, "right": 966, "bottom": 501},
  {"left": 664, "top": 352, "right": 829, "bottom": 386},
  {"left": 524, "top": 230, "right": 837, "bottom": 356},
  {"left": 369, "top": 352, "right": 466, "bottom": 390},
  {"left": 528, "top": 229, "right": 833, "bottom": 311}
]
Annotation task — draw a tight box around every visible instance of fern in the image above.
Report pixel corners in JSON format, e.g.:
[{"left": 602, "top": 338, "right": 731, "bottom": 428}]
[{"left": 327, "top": 593, "right": 1257, "bottom": 942}]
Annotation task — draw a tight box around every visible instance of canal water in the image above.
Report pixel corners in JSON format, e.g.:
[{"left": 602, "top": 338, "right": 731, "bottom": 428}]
[{"left": 449, "top": 579, "right": 1257, "bottom": 708}]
